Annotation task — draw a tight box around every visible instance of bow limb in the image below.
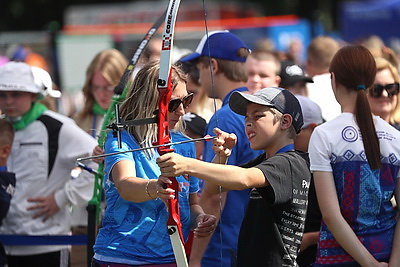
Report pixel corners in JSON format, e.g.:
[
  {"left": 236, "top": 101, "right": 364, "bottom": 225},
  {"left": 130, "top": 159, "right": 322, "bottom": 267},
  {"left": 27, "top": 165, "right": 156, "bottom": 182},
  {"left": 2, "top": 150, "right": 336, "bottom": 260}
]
[{"left": 155, "top": 0, "right": 188, "bottom": 266}]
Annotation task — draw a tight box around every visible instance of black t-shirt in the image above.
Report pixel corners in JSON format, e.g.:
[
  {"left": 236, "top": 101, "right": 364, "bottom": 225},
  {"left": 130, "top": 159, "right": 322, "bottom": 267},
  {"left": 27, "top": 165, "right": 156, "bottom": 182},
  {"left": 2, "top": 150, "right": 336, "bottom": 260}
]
[
  {"left": 296, "top": 175, "right": 322, "bottom": 267},
  {"left": 236, "top": 150, "right": 311, "bottom": 267},
  {"left": 303, "top": 176, "right": 321, "bottom": 233}
]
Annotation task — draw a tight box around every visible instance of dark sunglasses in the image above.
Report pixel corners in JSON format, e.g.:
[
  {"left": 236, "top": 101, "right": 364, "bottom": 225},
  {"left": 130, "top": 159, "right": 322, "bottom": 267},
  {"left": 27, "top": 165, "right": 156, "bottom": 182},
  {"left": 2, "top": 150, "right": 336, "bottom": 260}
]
[
  {"left": 369, "top": 83, "right": 400, "bottom": 98},
  {"left": 168, "top": 93, "right": 194, "bottom": 112}
]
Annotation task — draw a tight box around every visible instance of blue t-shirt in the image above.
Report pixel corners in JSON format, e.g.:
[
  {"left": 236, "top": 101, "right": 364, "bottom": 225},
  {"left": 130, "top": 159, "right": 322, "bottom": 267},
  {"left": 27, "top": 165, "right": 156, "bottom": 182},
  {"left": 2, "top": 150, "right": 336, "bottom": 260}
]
[
  {"left": 202, "top": 87, "right": 263, "bottom": 267},
  {"left": 94, "top": 130, "right": 199, "bottom": 265}
]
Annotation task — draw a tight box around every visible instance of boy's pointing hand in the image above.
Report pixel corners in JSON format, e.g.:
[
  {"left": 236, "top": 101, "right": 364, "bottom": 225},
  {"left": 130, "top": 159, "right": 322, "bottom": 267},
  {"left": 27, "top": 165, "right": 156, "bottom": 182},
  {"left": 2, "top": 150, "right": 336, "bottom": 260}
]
[{"left": 212, "top": 128, "right": 237, "bottom": 159}]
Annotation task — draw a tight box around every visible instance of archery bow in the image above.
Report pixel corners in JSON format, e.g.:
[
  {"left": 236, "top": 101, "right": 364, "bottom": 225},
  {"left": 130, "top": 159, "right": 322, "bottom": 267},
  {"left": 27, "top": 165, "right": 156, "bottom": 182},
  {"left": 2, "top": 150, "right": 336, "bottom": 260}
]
[
  {"left": 86, "top": 10, "right": 166, "bottom": 266},
  {"left": 155, "top": 0, "right": 188, "bottom": 266},
  {"left": 83, "top": 0, "right": 211, "bottom": 265}
]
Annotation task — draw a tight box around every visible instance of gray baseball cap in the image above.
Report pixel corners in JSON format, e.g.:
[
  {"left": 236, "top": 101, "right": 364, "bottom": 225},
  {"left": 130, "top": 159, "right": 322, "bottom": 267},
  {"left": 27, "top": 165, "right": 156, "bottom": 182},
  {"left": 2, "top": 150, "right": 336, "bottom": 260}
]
[{"left": 229, "top": 87, "right": 304, "bottom": 133}]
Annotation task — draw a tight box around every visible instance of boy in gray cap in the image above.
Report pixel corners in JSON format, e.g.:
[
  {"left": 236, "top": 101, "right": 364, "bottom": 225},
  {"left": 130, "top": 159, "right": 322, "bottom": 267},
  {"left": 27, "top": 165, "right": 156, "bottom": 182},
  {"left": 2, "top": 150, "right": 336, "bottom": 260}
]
[
  {"left": 180, "top": 30, "right": 263, "bottom": 266},
  {"left": 157, "top": 87, "right": 311, "bottom": 266}
]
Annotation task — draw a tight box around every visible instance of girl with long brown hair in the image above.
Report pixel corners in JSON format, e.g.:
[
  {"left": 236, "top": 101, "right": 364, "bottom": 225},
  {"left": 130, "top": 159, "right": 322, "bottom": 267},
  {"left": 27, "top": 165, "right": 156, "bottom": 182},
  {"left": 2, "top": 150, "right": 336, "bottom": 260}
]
[{"left": 309, "top": 45, "right": 400, "bottom": 266}]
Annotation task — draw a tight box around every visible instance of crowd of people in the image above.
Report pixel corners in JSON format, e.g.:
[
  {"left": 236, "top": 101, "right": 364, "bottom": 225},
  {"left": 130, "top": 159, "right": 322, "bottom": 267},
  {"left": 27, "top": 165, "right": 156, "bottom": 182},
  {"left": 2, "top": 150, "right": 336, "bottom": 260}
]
[{"left": 0, "top": 30, "right": 399, "bottom": 267}]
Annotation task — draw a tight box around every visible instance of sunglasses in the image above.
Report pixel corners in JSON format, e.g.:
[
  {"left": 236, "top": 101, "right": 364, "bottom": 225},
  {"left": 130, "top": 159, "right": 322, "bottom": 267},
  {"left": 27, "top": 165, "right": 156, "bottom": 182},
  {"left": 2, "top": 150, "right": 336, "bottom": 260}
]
[
  {"left": 369, "top": 83, "right": 400, "bottom": 98},
  {"left": 168, "top": 93, "right": 194, "bottom": 112}
]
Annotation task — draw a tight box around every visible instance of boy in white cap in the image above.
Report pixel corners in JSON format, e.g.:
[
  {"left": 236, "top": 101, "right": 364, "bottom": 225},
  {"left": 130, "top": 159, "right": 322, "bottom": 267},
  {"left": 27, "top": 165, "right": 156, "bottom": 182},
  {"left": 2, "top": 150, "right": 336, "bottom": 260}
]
[
  {"left": 180, "top": 30, "right": 263, "bottom": 266},
  {"left": 0, "top": 62, "right": 97, "bottom": 267},
  {"left": 157, "top": 87, "right": 311, "bottom": 266}
]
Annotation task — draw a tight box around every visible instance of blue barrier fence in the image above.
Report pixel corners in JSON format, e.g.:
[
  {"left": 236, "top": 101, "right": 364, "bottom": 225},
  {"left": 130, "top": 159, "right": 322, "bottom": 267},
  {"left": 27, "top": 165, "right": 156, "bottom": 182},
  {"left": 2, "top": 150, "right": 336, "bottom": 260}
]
[{"left": 0, "top": 235, "right": 87, "bottom": 246}]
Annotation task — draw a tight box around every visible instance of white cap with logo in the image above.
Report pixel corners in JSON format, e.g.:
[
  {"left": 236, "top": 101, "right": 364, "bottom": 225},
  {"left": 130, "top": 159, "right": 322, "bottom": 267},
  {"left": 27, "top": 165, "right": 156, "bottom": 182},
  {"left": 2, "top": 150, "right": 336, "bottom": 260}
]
[{"left": 0, "top": 61, "right": 61, "bottom": 98}]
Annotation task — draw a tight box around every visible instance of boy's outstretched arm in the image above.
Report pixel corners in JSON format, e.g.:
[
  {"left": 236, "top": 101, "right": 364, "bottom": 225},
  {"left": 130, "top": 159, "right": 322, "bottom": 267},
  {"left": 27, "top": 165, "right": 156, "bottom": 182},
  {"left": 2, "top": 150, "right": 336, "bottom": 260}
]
[{"left": 156, "top": 129, "right": 268, "bottom": 191}]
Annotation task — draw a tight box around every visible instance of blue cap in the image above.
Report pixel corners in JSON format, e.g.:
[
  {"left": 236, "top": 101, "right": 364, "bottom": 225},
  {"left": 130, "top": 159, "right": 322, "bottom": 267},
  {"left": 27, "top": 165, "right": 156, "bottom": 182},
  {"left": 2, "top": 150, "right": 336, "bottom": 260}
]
[{"left": 180, "top": 30, "right": 249, "bottom": 63}]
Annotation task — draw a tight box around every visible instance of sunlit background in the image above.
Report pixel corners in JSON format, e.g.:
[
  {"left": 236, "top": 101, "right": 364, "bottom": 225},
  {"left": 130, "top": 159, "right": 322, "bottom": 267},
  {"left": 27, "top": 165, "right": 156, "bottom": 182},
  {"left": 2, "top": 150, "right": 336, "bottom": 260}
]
[{"left": 1, "top": 0, "right": 399, "bottom": 115}]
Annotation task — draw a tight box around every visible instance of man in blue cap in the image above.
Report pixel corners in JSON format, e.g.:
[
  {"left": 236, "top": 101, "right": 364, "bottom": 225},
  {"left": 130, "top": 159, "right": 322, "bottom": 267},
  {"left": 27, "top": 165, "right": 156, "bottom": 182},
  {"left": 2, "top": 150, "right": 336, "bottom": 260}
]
[{"left": 180, "top": 30, "right": 263, "bottom": 267}]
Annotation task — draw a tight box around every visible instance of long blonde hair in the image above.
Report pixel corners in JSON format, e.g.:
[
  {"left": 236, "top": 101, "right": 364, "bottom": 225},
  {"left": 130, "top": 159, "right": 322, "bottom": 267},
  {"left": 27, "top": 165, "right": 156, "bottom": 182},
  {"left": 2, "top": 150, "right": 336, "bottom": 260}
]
[
  {"left": 120, "top": 60, "right": 187, "bottom": 148},
  {"left": 75, "top": 49, "right": 128, "bottom": 121},
  {"left": 374, "top": 57, "right": 400, "bottom": 124}
]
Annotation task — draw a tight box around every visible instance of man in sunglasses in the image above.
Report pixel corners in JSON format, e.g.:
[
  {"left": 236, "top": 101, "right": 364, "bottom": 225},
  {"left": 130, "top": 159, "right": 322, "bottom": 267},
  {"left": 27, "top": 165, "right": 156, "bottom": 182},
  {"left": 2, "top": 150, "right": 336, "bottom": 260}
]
[
  {"left": 179, "top": 31, "right": 263, "bottom": 267},
  {"left": 367, "top": 57, "right": 400, "bottom": 131}
]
